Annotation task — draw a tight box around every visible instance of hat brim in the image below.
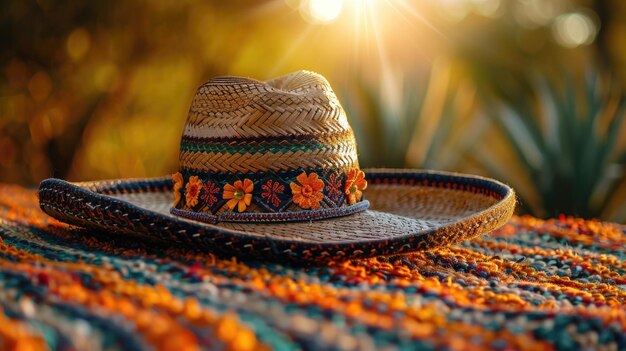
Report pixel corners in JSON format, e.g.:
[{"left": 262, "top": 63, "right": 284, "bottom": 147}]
[{"left": 38, "top": 169, "right": 515, "bottom": 262}]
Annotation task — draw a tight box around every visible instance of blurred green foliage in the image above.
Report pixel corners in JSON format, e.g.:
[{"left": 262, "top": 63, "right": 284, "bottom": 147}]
[
  {"left": 342, "top": 61, "right": 484, "bottom": 171},
  {"left": 473, "top": 70, "right": 626, "bottom": 220},
  {"left": 342, "top": 78, "right": 425, "bottom": 168}
]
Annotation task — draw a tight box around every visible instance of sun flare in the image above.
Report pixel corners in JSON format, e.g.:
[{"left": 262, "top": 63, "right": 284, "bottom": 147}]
[
  {"left": 308, "top": 0, "right": 344, "bottom": 23},
  {"left": 280, "top": 0, "right": 445, "bottom": 112}
]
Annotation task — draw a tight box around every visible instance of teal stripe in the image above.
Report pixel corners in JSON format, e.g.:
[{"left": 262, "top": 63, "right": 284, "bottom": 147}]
[{"left": 180, "top": 140, "right": 332, "bottom": 154}]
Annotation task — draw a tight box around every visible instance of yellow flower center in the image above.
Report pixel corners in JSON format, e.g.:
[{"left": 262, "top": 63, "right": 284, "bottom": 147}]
[
  {"left": 349, "top": 184, "right": 358, "bottom": 193},
  {"left": 234, "top": 189, "right": 244, "bottom": 200}
]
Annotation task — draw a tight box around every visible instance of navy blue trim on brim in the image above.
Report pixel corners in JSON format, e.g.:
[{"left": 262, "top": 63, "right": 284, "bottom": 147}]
[{"left": 170, "top": 200, "right": 369, "bottom": 224}]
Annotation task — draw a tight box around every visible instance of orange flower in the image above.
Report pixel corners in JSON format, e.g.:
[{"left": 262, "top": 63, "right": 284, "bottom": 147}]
[
  {"left": 290, "top": 172, "right": 324, "bottom": 210},
  {"left": 223, "top": 179, "right": 254, "bottom": 212},
  {"left": 345, "top": 168, "right": 367, "bottom": 205},
  {"left": 185, "top": 175, "right": 202, "bottom": 208},
  {"left": 172, "top": 172, "right": 184, "bottom": 206}
]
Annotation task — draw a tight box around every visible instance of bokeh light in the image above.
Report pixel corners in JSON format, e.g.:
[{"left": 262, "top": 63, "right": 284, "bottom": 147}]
[
  {"left": 438, "top": 0, "right": 503, "bottom": 22},
  {"left": 66, "top": 28, "right": 91, "bottom": 61},
  {"left": 552, "top": 11, "right": 597, "bottom": 48},
  {"left": 513, "top": 0, "right": 569, "bottom": 29}
]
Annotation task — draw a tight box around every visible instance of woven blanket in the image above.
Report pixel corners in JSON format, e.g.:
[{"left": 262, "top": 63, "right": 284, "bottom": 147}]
[{"left": 0, "top": 184, "right": 624, "bottom": 351}]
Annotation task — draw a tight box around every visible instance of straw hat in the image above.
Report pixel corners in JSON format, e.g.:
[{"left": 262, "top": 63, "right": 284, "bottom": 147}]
[{"left": 39, "top": 70, "right": 515, "bottom": 261}]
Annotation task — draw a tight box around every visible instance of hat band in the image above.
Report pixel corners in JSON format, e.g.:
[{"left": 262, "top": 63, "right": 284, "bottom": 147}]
[
  {"left": 170, "top": 167, "right": 369, "bottom": 223},
  {"left": 170, "top": 200, "right": 369, "bottom": 224}
]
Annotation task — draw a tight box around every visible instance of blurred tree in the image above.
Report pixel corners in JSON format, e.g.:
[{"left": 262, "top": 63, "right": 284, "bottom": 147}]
[{"left": 1, "top": 1, "right": 239, "bottom": 184}]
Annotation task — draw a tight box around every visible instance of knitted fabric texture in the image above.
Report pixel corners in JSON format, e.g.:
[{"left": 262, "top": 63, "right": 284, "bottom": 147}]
[{"left": 2, "top": 184, "right": 625, "bottom": 350}]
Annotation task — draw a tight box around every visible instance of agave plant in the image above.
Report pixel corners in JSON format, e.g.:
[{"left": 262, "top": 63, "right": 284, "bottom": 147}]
[
  {"left": 473, "top": 70, "right": 626, "bottom": 221},
  {"left": 340, "top": 78, "right": 422, "bottom": 168},
  {"left": 339, "top": 63, "right": 486, "bottom": 170}
]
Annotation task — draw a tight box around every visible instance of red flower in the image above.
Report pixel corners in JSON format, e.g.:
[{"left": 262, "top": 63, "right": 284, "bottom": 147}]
[
  {"left": 201, "top": 180, "right": 220, "bottom": 208},
  {"left": 261, "top": 179, "right": 285, "bottom": 208},
  {"left": 326, "top": 173, "right": 343, "bottom": 202},
  {"left": 185, "top": 176, "right": 202, "bottom": 208}
]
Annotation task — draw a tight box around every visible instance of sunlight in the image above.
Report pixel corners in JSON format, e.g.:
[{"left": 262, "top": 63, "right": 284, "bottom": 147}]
[
  {"left": 308, "top": 0, "right": 344, "bottom": 23},
  {"left": 343, "top": 0, "right": 414, "bottom": 113},
  {"left": 280, "top": 0, "right": 443, "bottom": 109},
  {"left": 348, "top": 0, "right": 376, "bottom": 14}
]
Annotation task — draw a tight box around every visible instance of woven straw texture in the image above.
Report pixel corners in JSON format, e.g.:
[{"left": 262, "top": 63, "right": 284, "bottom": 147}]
[
  {"left": 122, "top": 184, "right": 495, "bottom": 241},
  {"left": 38, "top": 170, "right": 515, "bottom": 261},
  {"left": 174, "top": 70, "right": 367, "bottom": 220},
  {"left": 3, "top": 183, "right": 626, "bottom": 350},
  {"left": 182, "top": 72, "right": 352, "bottom": 141}
]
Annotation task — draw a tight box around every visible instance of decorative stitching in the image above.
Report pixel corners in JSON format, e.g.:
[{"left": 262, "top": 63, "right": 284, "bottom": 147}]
[
  {"left": 170, "top": 201, "right": 370, "bottom": 223},
  {"left": 174, "top": 169, "right": 368, "bottom": 221}
]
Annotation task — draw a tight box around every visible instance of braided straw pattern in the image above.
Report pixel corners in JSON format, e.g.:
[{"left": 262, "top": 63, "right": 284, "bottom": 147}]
[
  {"left": 175, "top": 71, "right": 367, "bottom": 218},
  {"left": 179, "top": 142, "right": 358, "bottom": 173},
  {"left": 179, "top": 70, "right": 357, "bottom": 172},
  {"left": 185, "top": 73, "right": 349, "bottom": 134}
]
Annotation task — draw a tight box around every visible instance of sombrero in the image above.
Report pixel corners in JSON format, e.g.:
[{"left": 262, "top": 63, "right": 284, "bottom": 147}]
[{"left": 38, "top": 70, "right": 515, "bottom": 262}]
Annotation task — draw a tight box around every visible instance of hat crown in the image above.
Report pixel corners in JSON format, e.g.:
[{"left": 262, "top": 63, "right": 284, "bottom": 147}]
[
  {"left": 183, "top": 71, "right": 352, "bottom": 140},
  {"left": 172, "top": 71, "right": 368, "bottom": 223}
]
